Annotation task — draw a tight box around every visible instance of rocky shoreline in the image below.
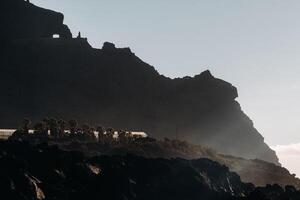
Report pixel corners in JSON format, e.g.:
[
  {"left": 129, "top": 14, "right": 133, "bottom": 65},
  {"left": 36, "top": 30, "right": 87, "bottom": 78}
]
[{"left": 0, "top": 140, "right": 299, "bottom": 200}]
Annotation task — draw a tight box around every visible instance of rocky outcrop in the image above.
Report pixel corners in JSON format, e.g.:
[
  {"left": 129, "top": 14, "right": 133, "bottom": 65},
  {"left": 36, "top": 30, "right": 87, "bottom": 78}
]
[
  {"left": 1, "top": 140, "right": 299, "bottom": 200},
  {"left": 43, "top": 138, "right": 300, "bottom": 189},
  {"left": 0, "top": 0, "right": 279, "bottom": 165},
  {"left": 0, "top": 0, "right": 72, "bottom": 40}
]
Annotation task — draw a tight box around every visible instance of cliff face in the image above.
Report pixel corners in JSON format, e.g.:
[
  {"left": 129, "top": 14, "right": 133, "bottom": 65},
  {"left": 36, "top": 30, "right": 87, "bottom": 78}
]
[
  {"left": 0, "top": 0, "right": 279, "bottom": 164},
  {"left": 0, "top": 0, "right": 72, "bottom": 40}
]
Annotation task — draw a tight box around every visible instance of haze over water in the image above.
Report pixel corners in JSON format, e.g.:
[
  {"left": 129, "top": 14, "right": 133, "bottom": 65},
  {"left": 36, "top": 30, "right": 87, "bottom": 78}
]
[{"left": 31, "top": 0, "right": 300, "bottom": 177}]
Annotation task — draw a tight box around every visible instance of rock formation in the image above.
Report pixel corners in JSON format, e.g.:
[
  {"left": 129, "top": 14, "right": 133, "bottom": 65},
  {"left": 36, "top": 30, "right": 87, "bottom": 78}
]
[
  {"left": 0, "top": 0, "right": 72, "bottom": 40},
  {"left": 44, "top": 137, "right": 300, "bottom": 189},
  {"left": 1, "top": 140, "right": 300, "bottom": 200},
  {"left": 0, "top": 0, "right": 279, "bottom": 164}
]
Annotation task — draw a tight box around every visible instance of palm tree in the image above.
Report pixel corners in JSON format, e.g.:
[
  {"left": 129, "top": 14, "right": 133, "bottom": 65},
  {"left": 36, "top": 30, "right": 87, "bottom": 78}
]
[
  {"left": 42, "top": 117, "right": 50, "bottom": 135},
  {"left": 118, "top": 130, "right": 126, "bottom": 143},
  {"left": 125, "top": 130, "right": 133, "bottom": 143},
  {"left": 68, "top": 119, "right": 78, "bottom": 135},
  {"left": 96, "top": 126, "right": 105, "bottom": 142},
  {"left": 106, "top": 127, "right": 114, "bottom": 144},
  {"left": 58, "top": 119, "right": 66, "bottom": 137},
  {"left": 49, "top": 118, "right": 58, "bottom": 138},
  {"left": 89, "top": 126, "right": 96, "bottom": 140},
  {"left": 82, "top": 123, "right": 90, "bottom": 135},
  {"left": 22, "top": 118, "right": 31, "bottom": 134},
  {"left": 81, "top": 124, "right": 96, "bottom": 140},
  {"left": 33, "top": 122, "right": 45, "bottom": 135}
]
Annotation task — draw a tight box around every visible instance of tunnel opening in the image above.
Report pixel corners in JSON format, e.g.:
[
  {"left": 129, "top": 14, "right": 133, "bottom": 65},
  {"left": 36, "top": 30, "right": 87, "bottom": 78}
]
[{"left": 52, "top": 34, "right": 60, "bottom": 38}]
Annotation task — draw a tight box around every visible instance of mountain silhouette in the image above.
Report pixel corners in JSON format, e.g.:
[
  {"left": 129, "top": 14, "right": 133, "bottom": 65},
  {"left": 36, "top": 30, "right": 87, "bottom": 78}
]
[{"left": 0, "top": 0, "right": 279, "bottom": 164}]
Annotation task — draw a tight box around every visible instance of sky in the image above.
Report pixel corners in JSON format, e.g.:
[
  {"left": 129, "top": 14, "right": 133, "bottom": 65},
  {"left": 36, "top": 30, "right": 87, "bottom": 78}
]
[{"left": 31, "top": 0, "right": 300, "bottom": 176}]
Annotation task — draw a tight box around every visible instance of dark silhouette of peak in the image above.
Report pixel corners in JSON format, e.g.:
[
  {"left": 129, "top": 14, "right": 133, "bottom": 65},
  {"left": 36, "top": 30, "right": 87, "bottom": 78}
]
[
  {"left": 102, "top": 42, "right": 116, "bottom": 50},
  {"left": 0, "top": 0, "right": 72, "bottom": 41},
  {"left": 0, "top": 0, "right": 279, "bottom": 165},
  {"left": 102, "top": 42, "right": 133, "bottom": 54},
  {"left": 196, "top": 70, "right": 214, "bottom": 79}
]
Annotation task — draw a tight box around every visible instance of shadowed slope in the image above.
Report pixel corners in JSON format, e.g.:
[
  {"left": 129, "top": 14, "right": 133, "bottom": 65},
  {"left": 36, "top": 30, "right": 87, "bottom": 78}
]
[{"left": 0, "top": 0, "right": 279, "bottom": 164}]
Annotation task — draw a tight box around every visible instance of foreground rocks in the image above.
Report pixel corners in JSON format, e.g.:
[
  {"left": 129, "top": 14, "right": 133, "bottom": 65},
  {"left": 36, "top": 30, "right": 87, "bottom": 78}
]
[
  {"left": 41, "top": 137, "right": 300, "bottom": 189},
  {"left": 0, "top": 140, "right": 299, "bottom": 200}
]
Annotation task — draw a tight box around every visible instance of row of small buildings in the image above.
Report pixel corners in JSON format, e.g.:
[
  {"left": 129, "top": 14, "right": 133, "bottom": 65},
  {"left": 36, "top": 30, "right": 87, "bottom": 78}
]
[{"left": 0, "top": 129, "right": 147, "bottom": 140}]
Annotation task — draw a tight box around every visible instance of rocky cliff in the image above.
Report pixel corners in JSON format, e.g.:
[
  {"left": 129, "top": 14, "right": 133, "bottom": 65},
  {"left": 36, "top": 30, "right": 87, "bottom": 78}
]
[
  {"left": 0, "top": 0, "right": 279, "bottom": 164},
  {"left": 0, "top": 0, "right": 72, "bottom": 40}
]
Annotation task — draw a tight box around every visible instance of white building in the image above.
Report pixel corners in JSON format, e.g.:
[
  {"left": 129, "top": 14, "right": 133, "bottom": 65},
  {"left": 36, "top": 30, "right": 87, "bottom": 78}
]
[{"left": 0, "top": 129, "right": 147, "bottom": 140}]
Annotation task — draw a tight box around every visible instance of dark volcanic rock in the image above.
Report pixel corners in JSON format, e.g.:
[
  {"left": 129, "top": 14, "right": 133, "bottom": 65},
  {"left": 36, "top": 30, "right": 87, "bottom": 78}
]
[
  {"left": 102, "top": 42, "right": 116, "bottom": 50},
  {"left": 0, "top": 0, "right": 279, "bottom": 165},
  {"left": 0, "top": 141, "right": 248, "bottom": 200},
  {"left": 0, "top": 140, "right": 299, "bottom": 200},
  {"left": 44, "top": 138, "right": 300, "bottom": 189},
  {"left": 0, "top": 0, "right": 72, "bottom": 40}
]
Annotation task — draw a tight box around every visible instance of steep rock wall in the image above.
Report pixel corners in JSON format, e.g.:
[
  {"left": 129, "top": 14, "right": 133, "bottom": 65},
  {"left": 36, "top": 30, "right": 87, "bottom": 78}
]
[{"left": 0, "top": 0, "right": 279, "bottom": 165}]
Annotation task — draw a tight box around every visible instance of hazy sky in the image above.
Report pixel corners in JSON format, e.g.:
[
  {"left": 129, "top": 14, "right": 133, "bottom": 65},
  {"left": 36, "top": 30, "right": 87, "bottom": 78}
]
[{"left": 31, "top": 0, "right": 300, "bottom": 175}]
